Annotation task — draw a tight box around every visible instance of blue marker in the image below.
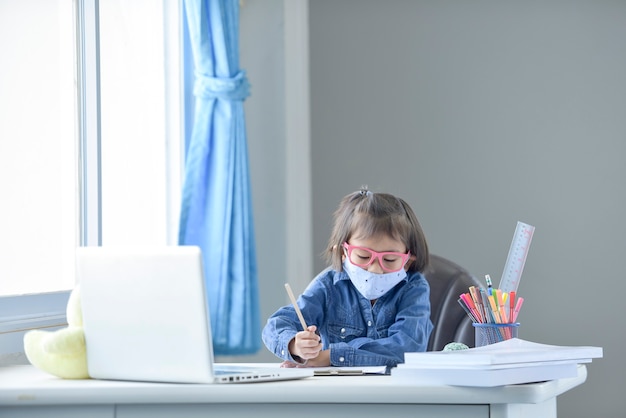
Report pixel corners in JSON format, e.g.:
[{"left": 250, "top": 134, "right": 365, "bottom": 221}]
[{"left": 485, "top": 274, "right": 493, "bottom": 295}]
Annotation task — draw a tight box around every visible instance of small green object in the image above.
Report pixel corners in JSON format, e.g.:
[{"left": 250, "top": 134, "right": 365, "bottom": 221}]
[{"left": 443, "top": 342, "right": 469, "bottom": 351}]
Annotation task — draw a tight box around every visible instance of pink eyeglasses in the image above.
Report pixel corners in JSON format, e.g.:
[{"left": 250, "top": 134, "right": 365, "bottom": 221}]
[{"left": 342, "top": 242, "right": 410, "bottom": 273}]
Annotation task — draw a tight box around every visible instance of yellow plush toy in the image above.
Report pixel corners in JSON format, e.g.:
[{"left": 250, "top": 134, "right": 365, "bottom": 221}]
[{"left": 23, "top": 286, "right": 89, "bottom": 379}]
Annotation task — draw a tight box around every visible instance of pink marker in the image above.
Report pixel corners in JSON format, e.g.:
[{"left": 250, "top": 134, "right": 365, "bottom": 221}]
[
  {"left": 460, "top": 293, "right": 482, "bottom": 322},
  {"left": 512, "top": 297, "right": 524, "bottom": 322}
]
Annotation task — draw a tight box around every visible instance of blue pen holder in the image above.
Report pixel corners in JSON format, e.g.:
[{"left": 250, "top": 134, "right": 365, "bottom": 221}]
[{"left": 473, "top": 323, "right": 520, "bottom": 347}]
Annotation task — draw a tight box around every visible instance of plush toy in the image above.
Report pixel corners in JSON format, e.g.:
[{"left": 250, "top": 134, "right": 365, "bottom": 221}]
[{"left": 23, "top": 286, "right": 89, "bottom": 379}]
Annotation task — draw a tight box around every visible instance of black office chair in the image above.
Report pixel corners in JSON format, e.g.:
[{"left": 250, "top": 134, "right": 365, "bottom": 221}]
[{"left": 423, "top": 254, "right": 483, "bottom": 351}]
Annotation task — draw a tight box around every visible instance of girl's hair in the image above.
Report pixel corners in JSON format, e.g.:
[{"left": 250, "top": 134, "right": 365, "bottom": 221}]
[{"left": 325, "top": 186, "right": 430, "bottom": 273}]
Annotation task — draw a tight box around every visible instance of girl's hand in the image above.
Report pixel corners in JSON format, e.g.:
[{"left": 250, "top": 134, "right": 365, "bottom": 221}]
[
  {"left": 301, "top": 349, "right": 330, "bottom": 367},
  {"left": 280, "top": 349, "right": 330, "bottom": 368},
  {"left": 289, "top": 325, "right": 322, "bottom": 362}
]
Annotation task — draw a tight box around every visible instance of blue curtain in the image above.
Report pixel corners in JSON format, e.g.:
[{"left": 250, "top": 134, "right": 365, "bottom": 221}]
[{"left": 179, "top": 0, "right": 260, "bottom": 355}]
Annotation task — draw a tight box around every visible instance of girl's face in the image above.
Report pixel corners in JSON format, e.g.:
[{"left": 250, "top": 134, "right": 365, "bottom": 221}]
[{"left": 345, "top": 234, "right": 411, "bottom": 274}]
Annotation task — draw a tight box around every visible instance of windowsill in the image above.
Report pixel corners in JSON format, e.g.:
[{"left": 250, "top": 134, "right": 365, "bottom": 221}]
[
  {"left": 0, "top": 291, "right": 70, "bottom": 366},
  {"left": 0, "top": 352, "right": 28, "bottom": 366}
]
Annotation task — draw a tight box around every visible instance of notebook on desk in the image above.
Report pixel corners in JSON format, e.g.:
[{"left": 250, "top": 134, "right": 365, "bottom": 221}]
[{"left": 76, "top": 245, "right": 313, "bottom": 384}]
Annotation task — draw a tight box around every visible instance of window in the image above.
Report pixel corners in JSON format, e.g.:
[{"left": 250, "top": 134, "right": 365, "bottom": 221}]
[
  {"left": 0, "top": 0, "right": 182, "bottom": 362},
  {"left": 0, "top": 0, "right": 76, "bottom": 297},
  {"left": 99, "top": 0, "right": 181, "bottom": 247}
]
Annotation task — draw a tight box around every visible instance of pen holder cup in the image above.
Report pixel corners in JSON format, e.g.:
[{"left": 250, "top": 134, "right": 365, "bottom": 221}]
[{"left": 473, "top": 323, "right": 520, "bottom": 347}]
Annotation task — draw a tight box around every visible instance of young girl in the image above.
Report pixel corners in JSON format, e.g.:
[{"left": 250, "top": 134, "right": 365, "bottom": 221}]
[{"left": 262, "top": 187, "right": 433, "bottom": 368}]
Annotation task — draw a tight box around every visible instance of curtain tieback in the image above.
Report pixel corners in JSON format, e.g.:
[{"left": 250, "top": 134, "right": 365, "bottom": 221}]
[{"left": 194, "top": 70, "right": 250, "bottom": 101}]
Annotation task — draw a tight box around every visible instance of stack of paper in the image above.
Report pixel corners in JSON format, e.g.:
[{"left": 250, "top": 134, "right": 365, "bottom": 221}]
[{"left": 391, "top": 338, "right": 603, "bottom": 387}]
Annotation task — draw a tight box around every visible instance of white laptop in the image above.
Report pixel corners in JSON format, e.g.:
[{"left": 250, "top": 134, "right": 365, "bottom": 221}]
[{"left": 76, "top": 245, "right": 313, "bottom": 384}]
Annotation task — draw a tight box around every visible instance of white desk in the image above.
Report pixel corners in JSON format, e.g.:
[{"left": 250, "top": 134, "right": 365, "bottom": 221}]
[{"left": 0, "top": 364, "right": 587, "bottom": 418}]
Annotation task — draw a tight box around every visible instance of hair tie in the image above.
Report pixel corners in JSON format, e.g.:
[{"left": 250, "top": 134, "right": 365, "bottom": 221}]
[{"left": 359, "top": 186, "right": 372, "bottom": 197}]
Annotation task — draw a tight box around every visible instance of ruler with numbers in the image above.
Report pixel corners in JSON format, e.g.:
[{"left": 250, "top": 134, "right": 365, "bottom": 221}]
[{"left": 498, "top": 221, "right": 535, "bottom": 293}]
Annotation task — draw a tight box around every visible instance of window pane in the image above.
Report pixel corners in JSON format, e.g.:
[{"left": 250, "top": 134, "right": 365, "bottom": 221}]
[
  {"left": 99, "top": 0, "right": 169, "bottom": 245},
  {"left": 0, "top": 0, "right": 180, "bottom": 298},
  {"left": 0, "top": 0, "right": 76, "bottom": 296}
]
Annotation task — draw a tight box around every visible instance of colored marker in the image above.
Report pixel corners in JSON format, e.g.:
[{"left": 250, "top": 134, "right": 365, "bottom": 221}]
[
  {"left": 458, "top": 298, "right": 478, "bottom": 322},
  {"left": 488, "top": 295, "right": 502, "bottom": 323},
  {"left": 480, "top": 289, "right": 494, "bottom": 323},
  {"left": 509, "top": 291, "right": 516, "bottom": 324},
  {"left": 461, "top": 292, "right": 483, "bottom": 323},
  {"left": 485, "top": 274, "right": 493, "bottom": 295},
  {"left": 512, "top": 297, "right": 524, "bottom": 322}
]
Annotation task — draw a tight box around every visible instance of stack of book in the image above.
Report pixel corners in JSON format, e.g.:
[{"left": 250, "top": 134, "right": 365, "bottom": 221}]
[{"left": 392, "top": 338, "right": 603, "bottom": 387}]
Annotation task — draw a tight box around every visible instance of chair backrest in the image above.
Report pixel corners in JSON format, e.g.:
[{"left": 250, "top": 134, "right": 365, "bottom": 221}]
[{"left": 423, "top": 254, "right": 483, "bottom": 351}]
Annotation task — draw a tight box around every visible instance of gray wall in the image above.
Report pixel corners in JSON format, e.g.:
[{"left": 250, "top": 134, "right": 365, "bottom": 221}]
[
  {"left": 240, "top": 1, "right": 625, "bottom": 417},
  {"left": 238, "top": 0, "right": 288, "bottom": 363}
]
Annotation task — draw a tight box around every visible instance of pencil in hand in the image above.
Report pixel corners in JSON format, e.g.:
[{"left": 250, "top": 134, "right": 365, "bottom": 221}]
[{"left": 284, "top": 283, "right": 309, "bottom": 331}]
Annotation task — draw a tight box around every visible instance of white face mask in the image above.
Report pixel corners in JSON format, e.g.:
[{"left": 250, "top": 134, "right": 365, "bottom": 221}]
[{"left": 343, "top": 259, "right": 407, "bottom": 300}]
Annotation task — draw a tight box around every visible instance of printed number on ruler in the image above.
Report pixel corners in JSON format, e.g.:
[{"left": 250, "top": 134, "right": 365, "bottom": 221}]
[{"left": 498, "top": 221, "right": 535, "bottom": 294}]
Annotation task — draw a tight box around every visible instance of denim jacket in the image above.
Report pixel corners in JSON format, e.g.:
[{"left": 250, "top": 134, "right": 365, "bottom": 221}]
[{"left": 262, "top": 267, "right": 433, "bottom": 368}]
